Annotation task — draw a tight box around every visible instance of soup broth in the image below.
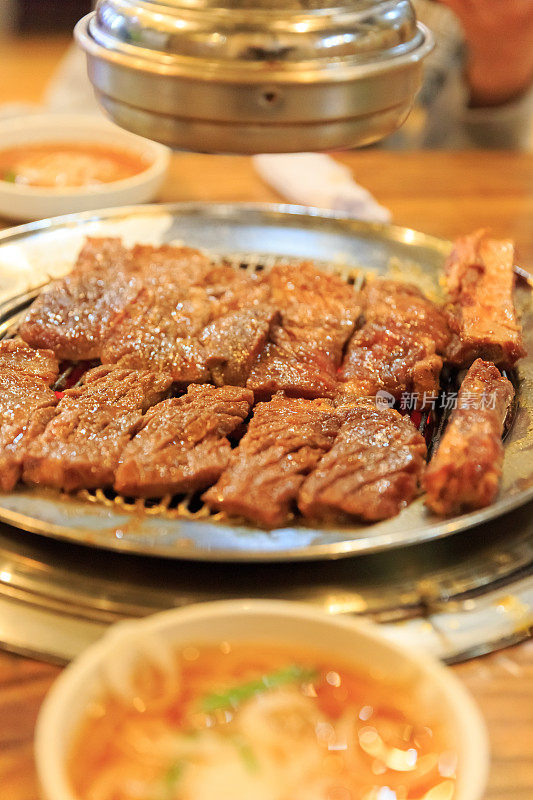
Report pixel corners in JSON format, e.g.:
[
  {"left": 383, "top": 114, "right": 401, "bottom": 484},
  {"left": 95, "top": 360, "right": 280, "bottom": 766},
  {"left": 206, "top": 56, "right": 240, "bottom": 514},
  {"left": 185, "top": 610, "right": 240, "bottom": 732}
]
[
  {"left": 0, "top": 143, "right": 149, "bottom": 187},
  {"left": 69, "top": 642, "right": 457, "bottom": 800}
]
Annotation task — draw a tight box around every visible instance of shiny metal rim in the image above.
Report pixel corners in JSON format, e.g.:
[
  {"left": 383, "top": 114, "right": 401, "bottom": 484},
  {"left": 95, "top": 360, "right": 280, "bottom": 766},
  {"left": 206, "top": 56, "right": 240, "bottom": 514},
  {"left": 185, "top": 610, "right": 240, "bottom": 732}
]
[
  {"left": 75, "top": 15, "right": 434, "bottom": 83},
  {"left": 1, "top": 485, "right": 533, "bottom": 563},
  {"left": 0, "top": 200, "right": 450, "bottom": 251}
]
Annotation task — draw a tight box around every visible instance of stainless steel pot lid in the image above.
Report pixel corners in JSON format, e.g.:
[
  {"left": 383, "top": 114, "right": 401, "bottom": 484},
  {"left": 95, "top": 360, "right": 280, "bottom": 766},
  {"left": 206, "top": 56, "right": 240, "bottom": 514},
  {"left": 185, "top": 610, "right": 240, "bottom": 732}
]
[
  {"left": 85, "top": 0, "right": 424, "bottom": 77},
  {"left": 75, "top": 1, "right": 433, "bottom": 152}
]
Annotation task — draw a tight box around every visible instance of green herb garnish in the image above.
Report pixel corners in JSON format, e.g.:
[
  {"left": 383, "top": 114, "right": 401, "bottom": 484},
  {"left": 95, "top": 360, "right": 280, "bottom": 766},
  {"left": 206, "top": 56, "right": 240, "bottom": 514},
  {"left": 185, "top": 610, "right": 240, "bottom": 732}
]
[
  {"left": 150, "top": 760, "right": 186, "bottom": 800},
  {"left": 163, "top": 761, "right": 185, "bottom": 795},
  {"left": 231, "top": 735, "right": 260, "bottom": 773},
  {"left": 200, "top": 664, "right": 317, "bottom": 713},
  {"left": 3, "top": 170, "right": 17, "bottom": 183}
]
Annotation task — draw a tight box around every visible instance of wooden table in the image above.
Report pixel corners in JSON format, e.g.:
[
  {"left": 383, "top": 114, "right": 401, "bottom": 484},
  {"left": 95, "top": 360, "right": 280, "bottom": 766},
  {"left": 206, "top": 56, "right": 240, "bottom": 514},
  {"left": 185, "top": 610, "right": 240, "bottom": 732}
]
[
  {"left": 0, "top": 34, "right": 532, "bottom": 800},
  {"left": 0, "top": 35, "right": 73, "bottom": 106}
]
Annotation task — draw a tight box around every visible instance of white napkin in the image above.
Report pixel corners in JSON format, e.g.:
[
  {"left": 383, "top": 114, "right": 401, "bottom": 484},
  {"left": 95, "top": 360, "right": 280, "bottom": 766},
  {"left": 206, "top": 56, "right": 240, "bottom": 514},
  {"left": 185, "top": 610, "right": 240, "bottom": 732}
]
[{"left": 253, "top": 152, "right": 391, "bottom": 224}]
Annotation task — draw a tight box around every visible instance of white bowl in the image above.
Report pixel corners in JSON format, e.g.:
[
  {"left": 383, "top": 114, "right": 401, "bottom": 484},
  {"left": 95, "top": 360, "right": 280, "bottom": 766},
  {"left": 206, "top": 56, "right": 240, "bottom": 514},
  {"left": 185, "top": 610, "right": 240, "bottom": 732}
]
[
  {"left": 0, "top": 113, "right": 170, "bottom": 221},
  {"left": 35, "top": 600, "right": 489, "bottom": 800}
]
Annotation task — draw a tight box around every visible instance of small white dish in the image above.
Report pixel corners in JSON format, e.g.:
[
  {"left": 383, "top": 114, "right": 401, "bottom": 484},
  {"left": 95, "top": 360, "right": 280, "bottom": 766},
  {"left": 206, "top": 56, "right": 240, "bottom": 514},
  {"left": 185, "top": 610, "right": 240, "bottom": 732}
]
[
  {"left": 35, "top": 599, "right": 489, "bottom": 800},
  {"left": 0, "top": 113, "right": 170, "bottom": 221}
]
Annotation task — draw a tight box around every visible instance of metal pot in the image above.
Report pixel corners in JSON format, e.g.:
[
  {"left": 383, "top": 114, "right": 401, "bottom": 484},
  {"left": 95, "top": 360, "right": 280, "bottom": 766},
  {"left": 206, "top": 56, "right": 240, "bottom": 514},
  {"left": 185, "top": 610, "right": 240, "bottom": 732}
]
[{"left": 75, "top": 0, "right": 433, "bottom": 153}]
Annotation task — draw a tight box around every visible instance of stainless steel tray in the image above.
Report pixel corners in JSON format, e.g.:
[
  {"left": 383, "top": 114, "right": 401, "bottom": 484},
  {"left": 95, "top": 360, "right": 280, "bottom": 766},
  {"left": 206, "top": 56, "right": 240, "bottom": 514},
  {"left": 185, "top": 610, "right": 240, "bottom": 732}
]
[
  {"left": 1, "top": 202, "right": 532, "bottom": 562},
  {"left": 1, "top": 501, "right": 532, "bottom": 663}
]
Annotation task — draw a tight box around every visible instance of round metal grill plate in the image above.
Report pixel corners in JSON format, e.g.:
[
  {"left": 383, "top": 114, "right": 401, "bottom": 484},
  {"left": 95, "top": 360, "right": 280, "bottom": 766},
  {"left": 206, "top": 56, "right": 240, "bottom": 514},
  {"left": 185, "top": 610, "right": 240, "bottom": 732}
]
[{"left": 0, "top": 203, "right": 532, "bottom": 562}]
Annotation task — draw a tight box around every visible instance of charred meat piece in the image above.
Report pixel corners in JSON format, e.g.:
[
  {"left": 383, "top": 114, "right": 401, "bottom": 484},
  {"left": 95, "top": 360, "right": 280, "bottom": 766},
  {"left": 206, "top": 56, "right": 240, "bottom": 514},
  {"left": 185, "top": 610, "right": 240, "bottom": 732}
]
[
  {"left": 197, "top": 262, "right": 258, "bottom": 302},
  {"left": 0, "top": 398, "right": 57, "bottom": 493},
  {"left": 424, "top": 359, "right": 514, "bottom": 515},
  {"left": 72, "top": 365, "right": 172, "bottom": 410},
  {"left": 213, "top": 271, "right": 271, "bottom": 315},
  {"left": 267, "top": 262, "right": 359, "bottom": 355},
  {"left": 100, "top": 286, "right": 211, "bottom": 384},
  {"left": 17, "top": 239, "right": 221, "bottom": 367},
  {"left": 197, "top": 272, "right": 276, "bottom": 386},
  {"left": 247, "top": 335, "right": 339, "bottom": 400},
  {"left": 445, "top": 230, "right": 525, "bottom": 367},
  {"left": 362, "top": 277, "right": 451, "bottom": 354},
  {"left": 18, "top": 237, "right": 142, "bottom": 361},
  {"left": 130, "top": 244, "right": 253, "bottom": 305},
  {"left": 340, "top": 277, "right": 450, "bottom": 405},
  {"left": 298, "top": 399, "right": 427, "bottom": 523},
  {"left": 70, "top": 236, "right": 136, "bottom": 275},
  {"left": 115, "top": 385, "right": 254, "bottom": 497},
  {"left": 97, "top": 244, "right": 217, "bottom": 383},
  {"left": 200, "top": 306, "right": 278, "bottom": 387},
  {"left": 247, "top": 263, "right": 360, "bottom": 399},
  {"left": 23, "top": 366, "right": 172, "bottom": 492},
  {"left": 101, "top": 247, "right": 266, "bottom": 384},
  {"left": 340, "top": 323, "right": 443, "bottom": 404},
  {"left": 0, "top": 341, "right": 59, "bottom": 491},
  {"left": 203, "top": 393, "right": 340, "bottom": 527},
  {"left": 129, "top": 243, "right": 215, "bottom": 285},
  {"left": 0, "top": 338, "right": 58, "bottom": 384}
]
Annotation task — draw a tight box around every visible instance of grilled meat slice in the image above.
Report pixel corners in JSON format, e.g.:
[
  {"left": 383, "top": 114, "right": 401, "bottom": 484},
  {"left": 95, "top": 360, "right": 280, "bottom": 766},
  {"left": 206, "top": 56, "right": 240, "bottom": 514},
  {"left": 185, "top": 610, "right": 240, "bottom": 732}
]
[
  {"left": 0, "top": 340, "right": 59, "bottom": 491},
  {"left": 247, "top": 336, "right": 339, "bottom": 400},
  {"left": 101, "top": 247, "right": 268, "bottom": 384},
  {"left": 213, "top": 271, "right": 271, "bottom": 315},
  {"left": 70, "top": 236, "right": 136, "bottom": 275},
  {"left": 340, "top": 277, "right": 450, "bottom": 405},
  {"left": 73, "top": 365, "right": 172, "bottom": 409},
  {"left": 267, "top": 262, "right": 359, "bottom": 354},
  {"left": 17, "top": 239, "right": 225, "bottom": 366},
  {"left": 298, "top": 399, "right": 427, "bottom": 522},
  {"left": 0, "top": 338, "right": 58, "bottom": 384},
  {"left": 444, "top": 230, "right": 525, "bottom": 367},
  {"left": 362, "top": 277, "right": 451, "bottom": 354},
  {"left": 340, "top": 323, "right": 443, "bottom": 403},
  {"left": 1, "top": 409, "right": 58, "bottom": 493},
  {"left": 115, "top": 385, "right": 254, "bottom": 497},
  {"left": 0, "top": 375, "right": 57, "bottom": 492},
  {"left": 195, "top": 272, "right": 276, "bottom": 386},
  {"left": 100, "top": 286, "right": 211, "bottom": 384},
  {"left": 129, "top": 243, "right": 216, "bottom": 286},
  {"left": 424, "top": 359, "right": 514, "bottom": 515},
  {"left": 129, "top": 244, "right": 252, "bottom": 308},
  {"left": 247, "top": 263, "right": 360, "bottom": 399},
  {"left": 94, "top": 244, "right": 217, "bottom": 382},
  {"left": 18, "top": 237, "right": 143, "bottom": 361},
  {"left": 200, "top": 306, "right": 279, "bottom": 387},
  {"left": 22, "top": 366, "right": 172, "bottom": 492},
  {"left": 203, "top": 393, "right": 340, "bottom": 527}
]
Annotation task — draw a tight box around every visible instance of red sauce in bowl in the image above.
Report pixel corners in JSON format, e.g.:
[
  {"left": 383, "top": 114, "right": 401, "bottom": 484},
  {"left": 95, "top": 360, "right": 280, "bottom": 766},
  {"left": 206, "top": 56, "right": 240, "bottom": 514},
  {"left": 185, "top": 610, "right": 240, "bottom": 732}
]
[{"left": 0, "top": 142, "right": 151, "bottom": 188}]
